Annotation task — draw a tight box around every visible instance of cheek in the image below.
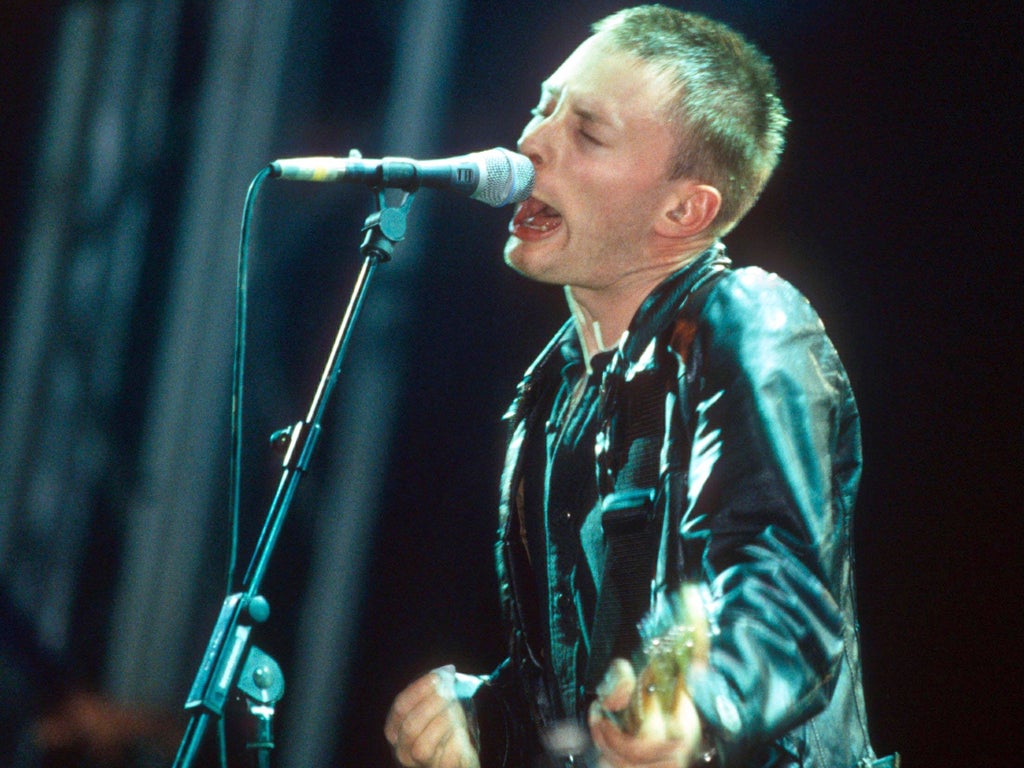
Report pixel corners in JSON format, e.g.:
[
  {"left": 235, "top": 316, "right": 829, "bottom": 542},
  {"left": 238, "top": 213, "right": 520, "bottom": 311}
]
[
  {"left": 564, "top": 160, "right": 665, "bottom": 238},
  {"left": 589, "top": 162, "right": 659, "bottom": 205},
  {"left": 585, "top": 184, "right": 651, "bottom": 234}
]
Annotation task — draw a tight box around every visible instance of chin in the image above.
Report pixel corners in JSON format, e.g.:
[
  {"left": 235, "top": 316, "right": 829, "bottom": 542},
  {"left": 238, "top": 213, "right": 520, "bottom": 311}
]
[
  {"left": 503, "top": 237, "right": 563, "bottom": 284},
  {"left": 503, "top": 236, "right": 534, "bottom": 276}
]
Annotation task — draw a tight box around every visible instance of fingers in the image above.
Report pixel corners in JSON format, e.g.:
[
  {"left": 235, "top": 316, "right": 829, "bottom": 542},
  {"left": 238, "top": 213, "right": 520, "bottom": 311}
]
[
  {"left": 402, "top": 705, "right": 459, "bottom": 766},
  {"left": 385, "top": 667, "right": 453, "bottom": 744},
  {"left": 385, "top": 667, "right": 479, "bottom": 768},
  {"left": 596, "top": 658, "right": 637, "bottom": 714},
  {"left": 590, "top": 700, "right": 680, "bottom": 765},
  {"left": 590, "top": 653, "right": 705, "bottom": 765}
]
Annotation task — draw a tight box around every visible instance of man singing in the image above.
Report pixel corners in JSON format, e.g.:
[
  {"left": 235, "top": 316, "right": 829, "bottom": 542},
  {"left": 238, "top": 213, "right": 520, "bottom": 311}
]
[{"left": 386, "top": 5, "right": 891, "bottom": 767}]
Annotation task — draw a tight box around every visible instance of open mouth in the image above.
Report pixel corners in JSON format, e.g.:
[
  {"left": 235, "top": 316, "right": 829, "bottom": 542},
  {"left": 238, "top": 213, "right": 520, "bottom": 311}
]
[{"left": 510, "top": 196, "right": 562, "bottom": 239}]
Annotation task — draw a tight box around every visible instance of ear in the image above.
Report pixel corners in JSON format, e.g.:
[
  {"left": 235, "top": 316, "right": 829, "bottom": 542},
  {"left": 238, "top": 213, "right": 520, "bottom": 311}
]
[{"left": 655, "top": 183, "right": 722, "bottom": 239}]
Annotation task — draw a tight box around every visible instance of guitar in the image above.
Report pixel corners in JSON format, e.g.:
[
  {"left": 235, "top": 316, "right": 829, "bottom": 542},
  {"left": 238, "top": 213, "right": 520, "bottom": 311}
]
[{"left": 612, "top": 583, "right": 711, "bottom": 740}]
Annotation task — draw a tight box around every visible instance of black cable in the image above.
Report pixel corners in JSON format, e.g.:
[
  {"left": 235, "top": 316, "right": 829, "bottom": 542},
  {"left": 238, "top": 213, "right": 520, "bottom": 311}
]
[
  {"left": 217, "top": 165, "right": 271, "bottom": 768},
  {"left": 227, "top": 165, "right": 271, "bottom": 597}
]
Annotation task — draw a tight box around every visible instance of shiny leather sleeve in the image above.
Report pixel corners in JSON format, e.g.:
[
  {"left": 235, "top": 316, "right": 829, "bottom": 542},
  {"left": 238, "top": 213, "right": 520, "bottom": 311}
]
[{"left": 678, "top": 268, "right": 862, "bottom": 765}]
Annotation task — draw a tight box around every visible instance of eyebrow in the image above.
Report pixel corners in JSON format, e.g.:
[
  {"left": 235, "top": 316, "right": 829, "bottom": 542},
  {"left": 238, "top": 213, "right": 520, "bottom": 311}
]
[
  {"left": 573, "top": 104, "right": 610, "bottom": 126},
  {"left": 539, "top": 82, "right": 613, "bottom": 127}
]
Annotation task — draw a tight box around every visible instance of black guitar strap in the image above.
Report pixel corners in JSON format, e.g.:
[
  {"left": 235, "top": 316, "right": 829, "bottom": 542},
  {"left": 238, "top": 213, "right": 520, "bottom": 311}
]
[{"left": 583, "top": 267, "right": 726, "bottom": 692}]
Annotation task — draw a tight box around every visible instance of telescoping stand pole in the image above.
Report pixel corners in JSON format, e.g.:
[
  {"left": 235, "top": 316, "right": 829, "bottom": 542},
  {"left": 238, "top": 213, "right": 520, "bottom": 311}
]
[{"left": 171, "top": 184, "right": 415, "bottom": 768}]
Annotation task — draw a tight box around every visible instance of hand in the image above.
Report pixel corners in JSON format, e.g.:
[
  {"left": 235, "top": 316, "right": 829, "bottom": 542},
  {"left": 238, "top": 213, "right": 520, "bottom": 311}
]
[
  {"left": 588, "top": 658, "right": 702, "bottom": 768},
  {"left": 384, "top": 665, "right": 481, "bottom": 768}
]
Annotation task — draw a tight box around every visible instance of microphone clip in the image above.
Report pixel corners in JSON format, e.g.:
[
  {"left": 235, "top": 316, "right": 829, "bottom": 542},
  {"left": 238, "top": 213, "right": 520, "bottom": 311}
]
[{"left": 360, "top": 186, "right": 416, "bottom": 263}]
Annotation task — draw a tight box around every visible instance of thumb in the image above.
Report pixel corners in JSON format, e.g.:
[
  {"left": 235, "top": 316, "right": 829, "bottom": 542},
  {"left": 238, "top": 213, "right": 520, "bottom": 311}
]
[
  {"left": 596, "top": 658, "right": 636, "bottom": 713},
  {"left": 433, "top": 664, "right": 457, "bottom": 700}
]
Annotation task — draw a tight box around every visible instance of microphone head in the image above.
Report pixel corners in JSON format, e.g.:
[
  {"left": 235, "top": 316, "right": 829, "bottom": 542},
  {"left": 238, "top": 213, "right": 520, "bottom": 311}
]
[{"left": 472, "top": 148, "right": 535, "bottom": 207}]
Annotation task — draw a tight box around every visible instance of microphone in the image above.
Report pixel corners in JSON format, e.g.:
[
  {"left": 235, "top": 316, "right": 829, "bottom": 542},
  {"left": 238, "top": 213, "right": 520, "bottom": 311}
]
[{"left": 269, "top": 147, "right": 534, "bottom": 207}]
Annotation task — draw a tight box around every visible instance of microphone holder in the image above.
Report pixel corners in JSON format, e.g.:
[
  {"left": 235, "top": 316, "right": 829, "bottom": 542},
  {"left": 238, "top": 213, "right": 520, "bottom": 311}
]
[{"left": 170, "top": 186, "right": 414, "bottom": 768}]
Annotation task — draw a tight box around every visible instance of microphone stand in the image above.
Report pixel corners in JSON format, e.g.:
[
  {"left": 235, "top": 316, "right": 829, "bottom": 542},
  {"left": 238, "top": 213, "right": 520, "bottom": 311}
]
[{"left": 170, "top": 186, "right": 415, "bottom": 768}]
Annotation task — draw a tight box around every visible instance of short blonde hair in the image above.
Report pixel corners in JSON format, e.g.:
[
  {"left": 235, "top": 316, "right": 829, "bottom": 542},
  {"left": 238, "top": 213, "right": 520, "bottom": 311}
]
[{"left": 594, "top": 5, "right": 788, "bottom": 233}]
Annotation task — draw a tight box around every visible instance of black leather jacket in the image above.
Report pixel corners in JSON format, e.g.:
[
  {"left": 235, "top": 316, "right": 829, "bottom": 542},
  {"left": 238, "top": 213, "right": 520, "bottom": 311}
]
[{"left": 474, "top": 245, "right": 877, "bottom": 767}]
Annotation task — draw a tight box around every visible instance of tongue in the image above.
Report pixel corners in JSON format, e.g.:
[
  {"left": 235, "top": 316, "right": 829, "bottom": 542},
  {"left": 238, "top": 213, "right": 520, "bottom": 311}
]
[{"left": 514, "top": 197, "right": 562, "bottom": 231}]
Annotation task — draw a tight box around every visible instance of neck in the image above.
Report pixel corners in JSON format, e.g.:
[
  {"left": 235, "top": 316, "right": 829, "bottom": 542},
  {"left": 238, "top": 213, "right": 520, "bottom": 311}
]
[
  {"left": 565, "top": 243, "right": 713, "bottom": 363},
  {"left": 565, "top": 286, "right": 631, "bottom": 366}
]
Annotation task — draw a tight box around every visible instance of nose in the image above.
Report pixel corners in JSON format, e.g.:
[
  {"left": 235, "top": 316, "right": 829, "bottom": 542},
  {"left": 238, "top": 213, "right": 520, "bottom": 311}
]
[
  {"left": 516, "top": 126, "right": 541, "bottom": 167},
  {"left": 517, "top": 113, "right": 554, "bottom": 169}
]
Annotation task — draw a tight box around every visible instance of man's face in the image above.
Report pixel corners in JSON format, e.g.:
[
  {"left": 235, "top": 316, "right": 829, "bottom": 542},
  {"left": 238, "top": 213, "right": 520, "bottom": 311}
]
[{"left": 504, "top": 36, "right": 682, "bottom": 293}]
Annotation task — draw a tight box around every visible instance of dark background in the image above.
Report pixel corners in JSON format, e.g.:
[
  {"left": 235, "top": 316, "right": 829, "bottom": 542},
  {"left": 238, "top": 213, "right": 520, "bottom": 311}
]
[{"left": 1, "top": 1, "right": 1019, "bottom": 766}]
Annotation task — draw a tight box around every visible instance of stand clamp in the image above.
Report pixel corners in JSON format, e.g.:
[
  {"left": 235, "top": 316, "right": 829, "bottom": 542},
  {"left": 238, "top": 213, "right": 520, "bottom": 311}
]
[{"left": 239, "top": 646, "right": 285, "bottom": 768}]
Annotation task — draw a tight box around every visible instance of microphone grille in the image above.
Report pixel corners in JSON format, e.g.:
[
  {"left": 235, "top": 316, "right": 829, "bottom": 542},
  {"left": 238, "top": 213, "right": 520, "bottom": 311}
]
[{"left": 475, "top": 148, "right": 535, "bottom": 207}]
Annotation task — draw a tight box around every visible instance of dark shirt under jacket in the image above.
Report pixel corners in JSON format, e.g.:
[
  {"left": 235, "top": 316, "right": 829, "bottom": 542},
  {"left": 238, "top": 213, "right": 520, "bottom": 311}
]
[{"left": 522, "top": 339, "right": 614, "bottom": 722}]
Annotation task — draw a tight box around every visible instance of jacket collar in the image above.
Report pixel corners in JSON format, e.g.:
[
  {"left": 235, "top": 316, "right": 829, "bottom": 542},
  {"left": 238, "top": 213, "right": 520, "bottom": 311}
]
[
  {"left": 504, "top": 242, "right": 731, "bottom": 421},
  {"left": 614, "top": 242, "right": 731, "bottom": 376}
]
